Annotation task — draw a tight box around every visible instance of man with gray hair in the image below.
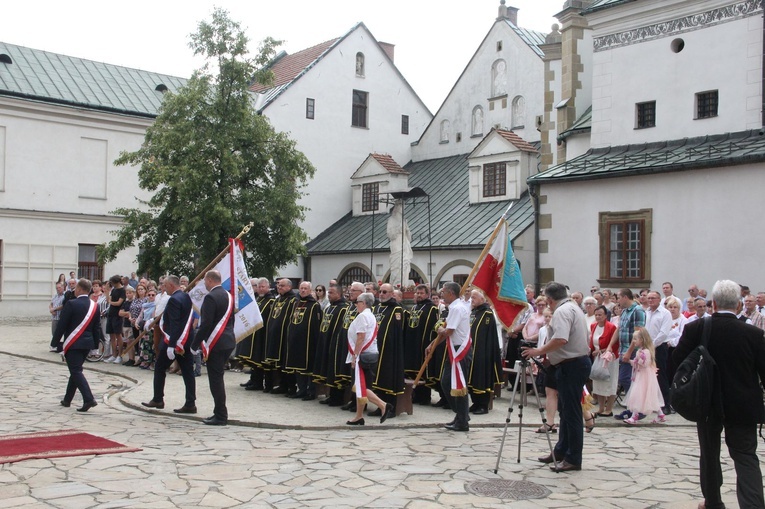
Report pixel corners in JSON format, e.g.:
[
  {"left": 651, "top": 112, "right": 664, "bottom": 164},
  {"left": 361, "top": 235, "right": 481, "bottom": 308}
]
[
  {"left": 522, "top": 281, "right": 591, "bottom": 472},
  {"left": 674, "top": 280, "right": 765, "bottom": 509}
]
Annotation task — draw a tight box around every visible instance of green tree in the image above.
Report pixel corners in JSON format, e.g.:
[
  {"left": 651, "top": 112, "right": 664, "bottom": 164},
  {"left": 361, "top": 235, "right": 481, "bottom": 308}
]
[{"left": 99, "top": 8, "right": 314, "bottom": 279}]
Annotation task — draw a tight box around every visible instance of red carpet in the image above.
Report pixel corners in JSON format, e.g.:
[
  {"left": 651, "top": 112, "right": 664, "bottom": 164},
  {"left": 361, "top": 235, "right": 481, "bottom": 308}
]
[{"left": 0, "top": 430, "right": 141, "bottom": 464}]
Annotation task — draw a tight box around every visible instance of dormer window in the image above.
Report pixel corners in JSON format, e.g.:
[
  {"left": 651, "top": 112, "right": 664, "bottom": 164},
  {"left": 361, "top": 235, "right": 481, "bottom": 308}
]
[
  {"left": 362, "top": 182, "right": 379, "bottom": 212},
  {"left": 483, "top": 163, "right": 506, "bottom": 197},
  {"left": 0, "top": 54, "right": 12, "bottom": 64},
  {"left": 155, "top": 84, "right": 168, "bottom": 93},
  {"left": 355, "top": 52, "right": 365, "bottom": 77}
]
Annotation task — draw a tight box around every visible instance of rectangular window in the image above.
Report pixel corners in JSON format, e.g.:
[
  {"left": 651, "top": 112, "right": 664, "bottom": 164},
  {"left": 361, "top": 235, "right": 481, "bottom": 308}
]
[
  {"left": 78, "top": 244, "right": 103, "bottom": 282},
  {"left": 598, "top": 209, "right": 652, "bottom": 286},
  {"left": 362, "top": 182, "right": 379, "bottom": 212},
  {"left": 482, "top": 162, "right": 506, "bottom": 197},
  {"left": 401, "top": 115, "right": 409, "bottom": 135},
  {"left": 306, "top": 98, "right": 315, "bottom": 119},
  {"left": 636, "top": 101, "right": 656, "bottom": 129},
  {"left": 695, "top": 90, "right": 718, "bottom": 119},
  {"left": 352, "top": 90, "right": 368, "bottom": 128}
]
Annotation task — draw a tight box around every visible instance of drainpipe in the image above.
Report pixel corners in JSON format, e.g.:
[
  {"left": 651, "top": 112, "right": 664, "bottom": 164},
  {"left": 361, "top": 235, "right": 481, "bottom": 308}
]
[{"left": 529, "top": 182, "right": 541, "bottom": 294}]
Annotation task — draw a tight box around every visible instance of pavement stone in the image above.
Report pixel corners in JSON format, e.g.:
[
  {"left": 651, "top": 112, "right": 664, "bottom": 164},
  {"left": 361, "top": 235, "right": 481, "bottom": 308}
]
[{"left": 0, "top": 322, "right": 756, "bottom": 507}]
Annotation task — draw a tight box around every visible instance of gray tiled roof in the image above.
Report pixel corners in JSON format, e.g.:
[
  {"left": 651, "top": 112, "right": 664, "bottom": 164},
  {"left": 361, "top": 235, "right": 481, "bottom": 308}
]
[
  {"left": 0, "top": 41, "right": 187, "bottom": 117},
  {"left": 503, "top": 20, "right": 547, "bottom": 58},
  {"left": 306, "top": 154, "right": 534, "bottom": 255},
  {"left": 529, "top": 129, "right": 765, "bottom": 184},
  {"left": 581, "top": 0, "right": 637, "bottom": 14},
  {"left": 558, "top": 105, "right": 592, "bottom": 141}
]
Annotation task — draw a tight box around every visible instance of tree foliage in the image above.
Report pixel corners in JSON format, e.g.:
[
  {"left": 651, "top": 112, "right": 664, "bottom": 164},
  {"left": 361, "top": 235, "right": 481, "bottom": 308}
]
[{"left": 100, "top": 8, "right": 314, "bottom": 279}]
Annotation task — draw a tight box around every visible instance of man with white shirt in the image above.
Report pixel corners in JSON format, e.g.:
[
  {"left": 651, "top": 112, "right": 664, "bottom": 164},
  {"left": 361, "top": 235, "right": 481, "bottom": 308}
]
[
  {"left": 660, "top": 282, "right": 679, "bottom": 308},
  {"left": 742, "top": 295, "right": 765, "bottom": 330},
  {"left": 686, "top": 297, "right": 711, "bottom": 324},
  {"left": 645, "top": 291, "right": 672, "bottom": 414},
  {"left": 756, "top": 292, "right": 765, "bottom": 314}
]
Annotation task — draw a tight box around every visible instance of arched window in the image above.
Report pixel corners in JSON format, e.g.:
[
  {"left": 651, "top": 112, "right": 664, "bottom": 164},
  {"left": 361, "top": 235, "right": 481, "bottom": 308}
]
[
  {"left": 355, "top": 52, "right": 365, "bottom": 77},
  {"left": 339, "top": 265, "right": 373, "bottom": 287},
  {"left": 492, "top": 59, "right": 507, "bottom": 97},
  {"left": 440, "top": 119, "right": 450, "bottom": 143},
  {"left": 512, "top": 96, "right": 525, "bottom": 128},
  {"left": 472, "top": 106, "right": 484, "bottom": 136}
]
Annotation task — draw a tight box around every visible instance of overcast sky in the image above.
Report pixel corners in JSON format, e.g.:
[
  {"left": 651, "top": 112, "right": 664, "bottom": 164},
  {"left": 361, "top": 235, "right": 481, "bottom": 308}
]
[{"left": 0, "top": 0, "right": 559, "bottom": 112}]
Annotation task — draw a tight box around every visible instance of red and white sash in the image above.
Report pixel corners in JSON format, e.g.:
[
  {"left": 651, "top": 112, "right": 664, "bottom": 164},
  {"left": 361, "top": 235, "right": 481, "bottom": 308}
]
[
  {"left": 62, "top": 299, "right": 98, "bottom": 354},
  {"left": 349, "top": 324, "right": 378, "bottom": 402},
  {"left": 201, "top": 292, "right": 234, "bottom": 358},
  {"left": 160, "top": 309, "right": 195, "bottom": 354},
  {"left": 448, "top": 335, "right": 473, "bottom": 397}
]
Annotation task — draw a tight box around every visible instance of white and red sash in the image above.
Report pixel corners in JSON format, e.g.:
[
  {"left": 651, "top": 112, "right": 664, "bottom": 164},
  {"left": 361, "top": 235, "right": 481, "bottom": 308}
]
[
  {"left": 160, "top": 309, "right": 195, "bottom": 354},
  {"left": 349, "top": 324, "right": 378, "bottom": 401},
  {"left": 201, "top": 292, "right": 234, "bottom": 358},
  {"left": 62, "top": 299, "right": 98, "bottom": 354},
  {"left": 448, "top": 335, "right": 473, "bottom": 397}
]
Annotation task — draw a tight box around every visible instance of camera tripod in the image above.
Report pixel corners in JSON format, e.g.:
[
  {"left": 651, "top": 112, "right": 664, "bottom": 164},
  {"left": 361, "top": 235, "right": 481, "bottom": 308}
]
[{"left": 494, "top": 355, "right": 558, "bottom": 473}]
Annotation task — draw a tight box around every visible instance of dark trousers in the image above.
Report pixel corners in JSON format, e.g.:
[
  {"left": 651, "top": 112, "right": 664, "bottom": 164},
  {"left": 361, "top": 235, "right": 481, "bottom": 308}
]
[
  {"left": 207, "top": 347, "right": 234, "bottom": 420},
  {"left": 153, "top": 346, "right": 196, "bottom": 406},
  {"left": 697, "top": 421, "right": 764, "bottom": 509},
  {"left": 553, "top": 355, "right": 592, "bottom": 466},
  {"left": 64, "top": 349, "right": 95, "bottom": 403},
  {"left": 441, "top": 348, "right": 472, "bottom": 427},
  {"left": 655, "top": 343, "right": 670, "bottom": 406},
  {"left": 618, "top": 360, "right": 632, "bottom": 394}
]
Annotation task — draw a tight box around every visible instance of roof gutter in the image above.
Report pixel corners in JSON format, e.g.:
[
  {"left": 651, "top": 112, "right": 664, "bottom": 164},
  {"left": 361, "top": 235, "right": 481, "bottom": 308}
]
[{"left": 0, "top": 90, "right": 157, "bottom": 119}]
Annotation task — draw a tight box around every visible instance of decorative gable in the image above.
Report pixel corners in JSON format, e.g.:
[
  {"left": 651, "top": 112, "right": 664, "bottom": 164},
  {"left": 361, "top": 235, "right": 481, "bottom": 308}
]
[
  {"left": 351, "top": 153, "right": 410, "bottom": 215},
  {"left": 467, "top": 128, "right": 537, "bottom": 204}
]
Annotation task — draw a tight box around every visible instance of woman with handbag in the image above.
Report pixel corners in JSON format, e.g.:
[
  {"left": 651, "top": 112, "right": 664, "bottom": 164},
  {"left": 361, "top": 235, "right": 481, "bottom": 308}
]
[
  {"left": 589, "top": 305, "right": 619, "bottom": 416},
  {"left": 345, "top": 292, "right": 394, "bottom": 426}
]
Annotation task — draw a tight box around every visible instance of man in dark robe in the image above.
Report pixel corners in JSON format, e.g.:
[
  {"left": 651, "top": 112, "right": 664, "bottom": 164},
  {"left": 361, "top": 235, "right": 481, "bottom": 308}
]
[
  {"left": 370, "top": 283, "right": 405, "bottom": 416},
  {"left": 238, "top": 278, "right": 275, "bottom": 391},
  {"left": 404, "top": 284, "right": 439, "bottom": 405},
  {"left": 314, "top": 283, "right": 350, "bottom": 406},
  {"left": 468, "top": 289, "right": 502, "bottom": 415},
  {"left": 284, "top": 281, "right": 323, "bottom": 400},
  {"left": 265, "top": 278, "right": 297, "bottom": 394}
]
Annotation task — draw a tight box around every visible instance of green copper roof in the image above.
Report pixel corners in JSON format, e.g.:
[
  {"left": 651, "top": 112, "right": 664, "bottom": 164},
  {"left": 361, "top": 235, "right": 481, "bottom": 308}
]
[
  {"left": 558, "top": 105, "right": 592, "bottom": 142},
  {"left": 306, "top": 154, "right": 534, "bottom": 255},
  {"left": 0, "top": 41, "right": 187, "bottom": 117},
  {"left": 581, "top": 0, "right": 637, "bottom": 14},
  {"left": 529, "top": 129, "right": 765, "bottom": 184}
]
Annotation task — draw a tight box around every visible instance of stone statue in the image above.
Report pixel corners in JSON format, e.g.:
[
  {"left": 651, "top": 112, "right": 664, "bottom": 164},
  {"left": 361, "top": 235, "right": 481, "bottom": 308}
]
[
  {"left": 493, "top": 60, "right": 507, "bottom": 96},
  {"left": 512, "top": 96, "right": 526, "bottom": 128},
  {"left": 473, "top": 107, "right": 484, "bottom": 135},
  {"left": 387, "top": 200, "right": 412, "bottom": 287}
]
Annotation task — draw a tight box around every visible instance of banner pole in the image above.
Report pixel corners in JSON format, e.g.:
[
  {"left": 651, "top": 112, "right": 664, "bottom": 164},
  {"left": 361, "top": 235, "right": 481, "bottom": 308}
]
[{"left": 186, "top": 222, "right": 253, "bottom": 290}]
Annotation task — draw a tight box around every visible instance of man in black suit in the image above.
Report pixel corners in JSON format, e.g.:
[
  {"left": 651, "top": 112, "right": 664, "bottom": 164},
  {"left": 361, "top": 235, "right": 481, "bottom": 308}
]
[
  {"left": 52, "top": 278, "right": 101, "bottom": 412},
  {"left": 192, "top": 270, "right": 236, "bottom": 425},
  {"left": 142, "top": 275, "right": 196, "bottom": 413},
  {"left": 674, "top": 279, "right": 765, "bottom": 509}
]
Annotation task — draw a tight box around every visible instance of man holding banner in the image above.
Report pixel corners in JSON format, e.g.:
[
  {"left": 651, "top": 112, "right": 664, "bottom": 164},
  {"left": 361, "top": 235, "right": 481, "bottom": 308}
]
[{"left": 192, "top": 270, "right": 235, "bottom": 426}]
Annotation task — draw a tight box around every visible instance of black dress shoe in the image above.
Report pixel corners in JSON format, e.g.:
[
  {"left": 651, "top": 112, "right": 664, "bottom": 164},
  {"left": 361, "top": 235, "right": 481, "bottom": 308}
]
[
  {"left": 301, "top": 393, "right": 316, "bottom": 401},
  {"left": 262, "top": 386, "right": 272, "bottom": 393},
  {"left": 60, "top": 399, "right": 71, "bottom": 407},
  {"left": 368, "top": 407, "right": 382, "bottom": 417},
  {"left": 245, "top": 385, "right": 263, "bottom": 391},
  {"left": 203, "top": 416, "right": 227, "bottom": 426},
  {"left": 340, "top": 401, "right": 354, "bottom": 410},
  {"left": 240, "top": 381, "right": 254, "bottom": 387},
  {"left": 142, "top": 400, "right": 164, "bottom": 409},
  {"left": 289, "top": 390, "right": 307, "bottom": 399},
  {"left": 538, "top": 452, "right": 565, "bottom": 464},
  {"left": 472, "top": 406, "right": 489, "bottom": 415},
  {"left": 468, "top": 403, "right": 478, "bottom": 412},
  {"left": 270, "top": 386, "right": 287, "bottom": 394},
  {"left": 432, "top": 398, "right": 448, "bottom": 408},
  {"left": 380, "top": 403, "right": 395, "bottom": 424},
  {"left": 346, "top": 418, "right": 365, "bottom": 426},
  {"left": 327, "top": 399, "right": 343, "bottom": 407},
  {"left": 444, "top": 423, "right": 469, "bottom": 432},
  {"left": 551, "top": 460, "right": 581, "bottom": 472},
  {"left": 77, "top": 400, "right": 98, "bottom": 412},
  {"left": 319, "top": 398, "right": 330, "bottom": 405},
  {"left": 174, "top": 405, "right": 197, "bottom": 414}
]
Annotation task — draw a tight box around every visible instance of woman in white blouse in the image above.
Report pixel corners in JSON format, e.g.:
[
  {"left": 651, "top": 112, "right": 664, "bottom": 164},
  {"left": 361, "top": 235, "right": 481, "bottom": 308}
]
[{"left": 665, "top": 296, "right": 687, "bottom": 392}]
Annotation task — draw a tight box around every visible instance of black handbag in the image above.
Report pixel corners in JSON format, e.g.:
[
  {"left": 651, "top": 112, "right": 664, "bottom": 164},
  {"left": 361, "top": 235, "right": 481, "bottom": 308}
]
[{"left": 359, "top": 351, "right": 379, "bottom": 369}]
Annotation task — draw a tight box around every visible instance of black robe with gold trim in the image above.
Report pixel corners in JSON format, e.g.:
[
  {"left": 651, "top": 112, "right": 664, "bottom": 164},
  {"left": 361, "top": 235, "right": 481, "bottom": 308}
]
[
  {"left": 372, "top": 299, "right": 405, "bottom": 396},
  {"left": 403, "top": 299, "right": 439, "bottom": 378},
  {"left": 468, "top": 303, "right": 502, "bottom": 394},
  {"left": 284, "top": 295, "right": 322, "bottom": 374},
  {"left": 236, "top": 291, "right": 275, "bottom": 367},
  {"left": 265, "top": 291, "right": 296, "bottom": 368},
  {"left": 328, "top": 304, "right": 357, "bottom": 388},
  {"left": 312, "top": 298, "right": 349, "bottom": 384},
  {"left": 426, "top": 307, "right": 449, "bottom": 389}
]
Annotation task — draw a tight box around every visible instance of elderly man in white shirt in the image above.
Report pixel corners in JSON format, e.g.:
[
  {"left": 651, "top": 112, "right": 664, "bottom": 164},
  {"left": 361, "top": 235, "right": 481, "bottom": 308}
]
[{"left": 646, "top": 291, "right": 672, "bottom": 414}]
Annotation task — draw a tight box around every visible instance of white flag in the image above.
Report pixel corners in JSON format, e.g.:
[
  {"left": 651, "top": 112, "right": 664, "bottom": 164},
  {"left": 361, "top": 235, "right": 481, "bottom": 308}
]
[{"left": 189, "top": 238, "right": 263, "bottom": 342}]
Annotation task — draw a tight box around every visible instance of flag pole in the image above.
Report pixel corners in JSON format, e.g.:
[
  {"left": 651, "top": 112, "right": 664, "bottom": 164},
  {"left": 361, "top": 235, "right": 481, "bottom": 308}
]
[
  {"left": 458, "top": 203, "right": 515, "bottom": 296},
  {"left": 186, "top": 222, "right": 254, "bottom": 291}
]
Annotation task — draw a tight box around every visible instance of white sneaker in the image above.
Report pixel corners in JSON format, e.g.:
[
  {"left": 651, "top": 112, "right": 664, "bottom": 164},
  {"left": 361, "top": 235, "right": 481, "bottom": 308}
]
[
  {"left": 104, "top": 356, "right": 116, "bottom": 363},
  {"left": 112, "top": 356, "right": 123, "bottom": 364}
]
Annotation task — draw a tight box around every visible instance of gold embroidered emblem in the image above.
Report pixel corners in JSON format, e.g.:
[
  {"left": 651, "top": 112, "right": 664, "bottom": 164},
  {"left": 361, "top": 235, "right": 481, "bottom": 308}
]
[
  {"left": 320, "top": 310, "right": 333, "bottom": 332},
  {"left": 408, "top": 308, "right": 421, "bottom": 328},
  {"left": 272, "top": 300, "right": 285, "bottom": 319},
  {"left": 292, "top": 306, "right": 306, "bottom": 324}
]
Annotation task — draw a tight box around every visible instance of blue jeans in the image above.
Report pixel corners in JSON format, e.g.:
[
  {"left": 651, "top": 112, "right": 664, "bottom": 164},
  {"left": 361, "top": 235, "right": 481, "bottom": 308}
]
[{"left": 553, "top": 355, "right": 592, "bottom": 466}]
